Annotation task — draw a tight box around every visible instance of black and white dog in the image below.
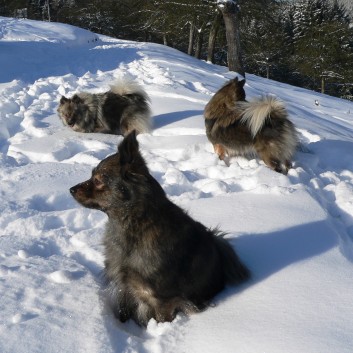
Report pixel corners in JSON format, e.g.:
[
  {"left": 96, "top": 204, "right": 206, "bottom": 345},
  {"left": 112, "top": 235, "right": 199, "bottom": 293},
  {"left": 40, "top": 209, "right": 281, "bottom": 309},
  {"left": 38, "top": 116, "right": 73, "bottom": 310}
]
[{"left": 57, "top": 79, "right": 151, "bottom": 135}]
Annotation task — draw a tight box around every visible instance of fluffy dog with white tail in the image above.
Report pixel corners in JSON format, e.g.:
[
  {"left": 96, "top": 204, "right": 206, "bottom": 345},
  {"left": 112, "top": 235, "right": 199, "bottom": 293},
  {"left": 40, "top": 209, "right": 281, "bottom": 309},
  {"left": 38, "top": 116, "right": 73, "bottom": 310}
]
[
  {"left": 57, "top": 78, "right": 151, "bottom": 136},
  {"left": 204, "top": 77, "right": 298, "bottom": 174}
]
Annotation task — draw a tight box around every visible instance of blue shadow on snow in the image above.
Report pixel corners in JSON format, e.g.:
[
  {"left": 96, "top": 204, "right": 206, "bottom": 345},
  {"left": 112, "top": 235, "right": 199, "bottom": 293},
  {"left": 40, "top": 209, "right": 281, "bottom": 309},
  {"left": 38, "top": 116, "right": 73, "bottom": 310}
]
[{"left": 153, "top": 110, "right": 204, "bottom": 129}]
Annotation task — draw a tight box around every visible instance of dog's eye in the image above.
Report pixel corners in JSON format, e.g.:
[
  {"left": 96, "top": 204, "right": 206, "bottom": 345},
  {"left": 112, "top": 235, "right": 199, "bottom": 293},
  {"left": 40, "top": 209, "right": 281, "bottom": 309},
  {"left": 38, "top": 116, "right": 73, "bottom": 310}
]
[{"left": 93, "top": 177, "right": 104, "bottom": 189}]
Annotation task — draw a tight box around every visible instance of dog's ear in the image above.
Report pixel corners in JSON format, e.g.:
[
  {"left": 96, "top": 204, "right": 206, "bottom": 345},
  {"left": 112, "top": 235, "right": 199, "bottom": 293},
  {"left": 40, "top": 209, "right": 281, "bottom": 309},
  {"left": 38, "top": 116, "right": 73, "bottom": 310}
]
[
  {"left": 233, "top": 77, "right": 245, "bottom": 88},
  {"left": 72, "top": 95, "right": 83, "bottom": 104},
  {"left": 118, "top": 130, "right": 149, "bottom": 175},
  {"left": 118, "top": 131, "right": 148, "bottom": 176},
  {"left": 239, "top": 79, "right": 246, "bottom": 88},
  {"left": 118, "top": 130, "right": 139, "bottom": 164},
  {"left": 60, "top": 96, "right": 69, "bottom": 104}
]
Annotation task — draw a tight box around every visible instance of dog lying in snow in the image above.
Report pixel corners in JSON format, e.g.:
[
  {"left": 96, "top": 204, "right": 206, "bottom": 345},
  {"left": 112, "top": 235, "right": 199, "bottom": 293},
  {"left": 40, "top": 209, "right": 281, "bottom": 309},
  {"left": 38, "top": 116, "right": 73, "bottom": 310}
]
[{"left": 57, "top": 79, "right": 151, "bottom": 136}]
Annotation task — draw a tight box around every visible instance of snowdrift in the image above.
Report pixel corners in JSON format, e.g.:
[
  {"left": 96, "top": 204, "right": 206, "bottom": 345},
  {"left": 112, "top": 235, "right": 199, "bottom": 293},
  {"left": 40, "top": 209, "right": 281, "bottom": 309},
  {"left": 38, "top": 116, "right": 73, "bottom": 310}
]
[{"left": 1, "top": 16, "right": 353, "bottom": 353}]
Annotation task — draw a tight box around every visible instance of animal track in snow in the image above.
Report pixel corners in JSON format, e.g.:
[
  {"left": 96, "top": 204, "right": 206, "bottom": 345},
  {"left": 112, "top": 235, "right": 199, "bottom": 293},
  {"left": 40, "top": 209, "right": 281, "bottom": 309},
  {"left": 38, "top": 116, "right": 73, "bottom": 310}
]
[
  {"left": 11, "top": 312, "right": 39, "bottom": 324},
  {"left": 48, "top": 269, "right": 86, "bottom": 284}
]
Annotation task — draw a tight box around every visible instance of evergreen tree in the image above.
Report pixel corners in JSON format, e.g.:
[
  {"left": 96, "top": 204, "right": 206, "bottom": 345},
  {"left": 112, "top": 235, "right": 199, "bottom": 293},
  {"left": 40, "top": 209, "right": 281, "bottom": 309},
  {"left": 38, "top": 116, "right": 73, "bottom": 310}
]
[
  {"left": 0, "top": 0, "right": 27, "bottom": 16},
  {"left": 241, "top": 0, "right": 289, "bottom": 80},
  {"left": 288, "top": 0, "right": 352, "bottom": 94},
  {"left": 1, "top": 0, "right": 352, "bottom": 99}
]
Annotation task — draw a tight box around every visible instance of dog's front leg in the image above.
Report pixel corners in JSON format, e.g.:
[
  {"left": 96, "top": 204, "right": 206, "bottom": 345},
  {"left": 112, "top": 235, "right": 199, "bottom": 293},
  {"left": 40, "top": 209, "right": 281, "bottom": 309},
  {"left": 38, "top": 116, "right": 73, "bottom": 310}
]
[
  {"left": 112, "top": 288, "right": 135, "bottom": 323},
  {"left": 214, "top": 144, "right": 230, "bottom": 167}
]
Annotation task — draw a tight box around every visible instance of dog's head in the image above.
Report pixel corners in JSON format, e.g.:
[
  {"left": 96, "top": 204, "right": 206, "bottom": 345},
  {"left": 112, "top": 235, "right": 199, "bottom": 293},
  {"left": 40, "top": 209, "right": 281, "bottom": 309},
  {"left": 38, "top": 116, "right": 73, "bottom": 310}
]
[
  {"left": 204, "top": 77, "right": 246, "bottom": 120},
  {"left": 70, "top": 131, "right": 162, "bottom": 216},
  {"left": 57, "top": 95, "right": 85, "bottom": 129},
  {"left": 224, "top": 77, "right": 246, "bottom": 102}
]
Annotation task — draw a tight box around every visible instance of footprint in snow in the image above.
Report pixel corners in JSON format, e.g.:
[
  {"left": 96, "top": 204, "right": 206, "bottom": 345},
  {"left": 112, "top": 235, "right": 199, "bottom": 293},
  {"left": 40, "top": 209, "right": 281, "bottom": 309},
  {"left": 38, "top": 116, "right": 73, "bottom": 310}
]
[
  {"left": 11, "top": 312, "right": 39, "bottom": 324},
  {"left": 48, "top": 269, "right": 85, "bottom": 284}
]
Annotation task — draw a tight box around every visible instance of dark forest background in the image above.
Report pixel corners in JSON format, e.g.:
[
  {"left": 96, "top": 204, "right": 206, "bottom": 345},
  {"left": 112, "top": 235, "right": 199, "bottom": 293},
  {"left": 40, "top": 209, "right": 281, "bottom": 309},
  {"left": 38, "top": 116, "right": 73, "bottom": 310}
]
[{"left": 1, "top": 0, "right": 353, "bottom": 99}]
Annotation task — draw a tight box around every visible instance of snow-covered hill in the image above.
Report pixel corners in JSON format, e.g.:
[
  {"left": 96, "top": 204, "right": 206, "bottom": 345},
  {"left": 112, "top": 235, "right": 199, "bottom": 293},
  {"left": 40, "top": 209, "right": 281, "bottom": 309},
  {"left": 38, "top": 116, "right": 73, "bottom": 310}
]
[{"left": 1, "top": 16, "right": 353, "bottom": 353}]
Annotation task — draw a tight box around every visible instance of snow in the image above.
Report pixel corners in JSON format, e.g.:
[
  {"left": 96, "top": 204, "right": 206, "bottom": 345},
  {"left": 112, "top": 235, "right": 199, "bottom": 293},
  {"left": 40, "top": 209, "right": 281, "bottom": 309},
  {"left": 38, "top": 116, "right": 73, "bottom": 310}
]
[{"left": 1, "top": 16, "right": 353, "bottom": 353}]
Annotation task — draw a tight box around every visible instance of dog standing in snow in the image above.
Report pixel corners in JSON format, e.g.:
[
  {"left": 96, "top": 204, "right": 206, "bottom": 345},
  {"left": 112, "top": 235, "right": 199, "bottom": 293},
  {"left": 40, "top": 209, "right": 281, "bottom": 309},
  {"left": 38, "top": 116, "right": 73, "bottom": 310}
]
[
  {"left": 57, "top": 79, "right": 151, "bottom": 136},
  {"left": 204, "top": 77, "right": 298, "bottom": 174},
  {"left": 70, "top": 131, "right": 250, "bottom": 326}
]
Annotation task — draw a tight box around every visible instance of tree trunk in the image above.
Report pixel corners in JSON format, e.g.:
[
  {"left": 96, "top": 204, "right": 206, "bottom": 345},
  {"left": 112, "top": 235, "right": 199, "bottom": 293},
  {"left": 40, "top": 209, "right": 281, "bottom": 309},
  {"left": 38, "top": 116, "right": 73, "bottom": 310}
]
[
  {"left": 195, "top": 24, "right": 205, "bottom": 59},
  {"left": 188, "top": 20, "right": 195, "bottom": 56},
  {"left": 218, "top": 1, "right": 245, "bottom": 77},
  {"left": 321, "top": 75, "right": 325, "bottom": 94},
  {"left": 47, "top": 0, "right": 51, "bottom": 22},
  {"left": 207, "top": 10, "right": 222, "bottom": 63},
  {"left": 195, "top": 34, "right": 203, "bottom": 59}
]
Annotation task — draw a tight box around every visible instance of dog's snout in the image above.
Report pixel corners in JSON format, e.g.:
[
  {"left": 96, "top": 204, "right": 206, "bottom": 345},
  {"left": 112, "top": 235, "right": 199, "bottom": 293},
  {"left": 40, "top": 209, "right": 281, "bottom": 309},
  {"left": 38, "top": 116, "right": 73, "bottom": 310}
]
[
  {"left": 70, "top": 185, "right": 78, "bottom": 194},
  {"left": 70, "top": 181, "right": 91, "bottom": 196},
  {"left": 66, "top": 117, "right": 75, "bottom": 126}
]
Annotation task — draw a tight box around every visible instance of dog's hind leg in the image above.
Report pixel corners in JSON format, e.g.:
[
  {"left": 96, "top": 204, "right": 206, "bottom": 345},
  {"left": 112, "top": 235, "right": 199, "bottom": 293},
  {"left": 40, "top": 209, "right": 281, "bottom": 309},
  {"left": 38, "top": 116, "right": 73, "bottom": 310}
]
[
  {"left": 153, "top": 297, "right": 200, "bottom": 323},
  {"left": 154, "top": 300, "right": 178, "bottom": 323},
  {"left": 285, "top": 159, "right": 293, "bottom": 171},
  {"left": 256, "top": 143, "right": 291, "bottom": 174},
  {"left": 262, "top": 155, "right": 289, "bottom": 174}
]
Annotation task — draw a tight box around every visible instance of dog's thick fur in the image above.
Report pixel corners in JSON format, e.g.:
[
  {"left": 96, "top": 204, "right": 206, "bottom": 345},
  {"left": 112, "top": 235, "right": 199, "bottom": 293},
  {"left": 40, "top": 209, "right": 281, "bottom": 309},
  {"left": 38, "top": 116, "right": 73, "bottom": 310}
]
[
  {"left": 70, "top": 132, "right": 250, "bottom": 326},
  {"left": 57, "top": 79, "right": 151, "bottom": 136},
  {"left": 204, "top": 77, "right": 298, "bottom": 174}
]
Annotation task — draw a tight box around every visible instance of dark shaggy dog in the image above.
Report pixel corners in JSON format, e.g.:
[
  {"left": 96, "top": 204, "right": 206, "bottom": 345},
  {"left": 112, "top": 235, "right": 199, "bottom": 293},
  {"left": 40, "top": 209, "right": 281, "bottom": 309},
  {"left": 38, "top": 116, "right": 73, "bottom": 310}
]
[
  {"left": 57, "top": 79, "right": 151, "bottom": 136},
  {"left": 204, "top": 77, "right": 298, "bottom": 174},
  {"left": 70, "top": 131, "right": 250, "bottom": 326}
]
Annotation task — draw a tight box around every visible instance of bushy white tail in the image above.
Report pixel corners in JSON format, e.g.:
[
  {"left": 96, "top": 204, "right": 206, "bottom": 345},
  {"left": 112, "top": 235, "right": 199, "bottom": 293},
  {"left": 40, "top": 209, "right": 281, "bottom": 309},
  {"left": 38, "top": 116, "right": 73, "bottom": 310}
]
[
  {"left": 110, "top": 78, "right": 150, "bottom": 101},
  {"left": 236, "top": 96, "right": 287, "bottom": 137}
]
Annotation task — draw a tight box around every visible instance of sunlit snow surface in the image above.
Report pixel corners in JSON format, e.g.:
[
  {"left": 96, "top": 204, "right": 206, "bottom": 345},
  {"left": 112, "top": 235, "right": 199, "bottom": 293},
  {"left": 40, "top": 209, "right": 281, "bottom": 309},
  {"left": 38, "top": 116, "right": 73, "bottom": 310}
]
[{"left": 1, "top": 16, "right": 353, "bottom": 353}]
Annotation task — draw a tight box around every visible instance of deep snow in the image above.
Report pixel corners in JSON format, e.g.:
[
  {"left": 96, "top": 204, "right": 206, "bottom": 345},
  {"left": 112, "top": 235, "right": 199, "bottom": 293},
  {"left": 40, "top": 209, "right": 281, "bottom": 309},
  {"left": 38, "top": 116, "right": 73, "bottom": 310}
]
[{"left": 0, "top": 16, "right": 353, "bottom": 353}]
